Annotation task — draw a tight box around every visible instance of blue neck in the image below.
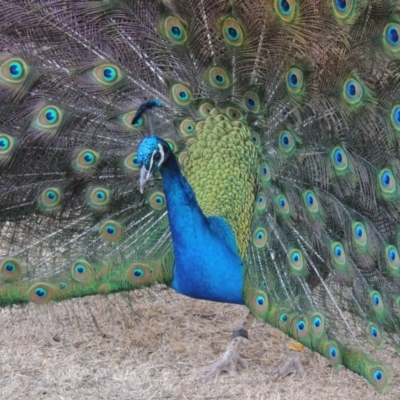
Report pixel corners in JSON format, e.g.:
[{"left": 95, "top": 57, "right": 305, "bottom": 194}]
[{"left": 159, "top": 154, "right": 245, "bottom": 304}]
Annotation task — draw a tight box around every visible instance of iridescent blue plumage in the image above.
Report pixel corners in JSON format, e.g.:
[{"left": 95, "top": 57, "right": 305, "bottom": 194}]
[{"left": 137, "top": 135, "right": 244, "bottom": 304}]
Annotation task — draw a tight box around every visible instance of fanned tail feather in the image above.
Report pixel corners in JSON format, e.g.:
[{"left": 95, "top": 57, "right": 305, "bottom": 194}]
[{"left": 1, "top": 0, "right": 400, "bottom": 392}]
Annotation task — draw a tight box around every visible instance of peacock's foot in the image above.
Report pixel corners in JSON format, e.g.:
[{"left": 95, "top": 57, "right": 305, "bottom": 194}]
[
  {"left": 262, "top": 349, "right": 306, "bottom": 383},
  {"left": 199, "top": 334, "right": 249, "bottom": 382}
]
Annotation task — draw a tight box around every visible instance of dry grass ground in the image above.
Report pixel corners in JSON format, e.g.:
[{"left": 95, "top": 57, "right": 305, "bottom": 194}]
[{"left": 1, "top": 286, "right": 399, "bottom": 400}]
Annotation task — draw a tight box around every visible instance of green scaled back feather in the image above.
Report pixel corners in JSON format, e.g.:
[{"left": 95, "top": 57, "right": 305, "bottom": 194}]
[{"left": 1, "top": 0, "right": 400, "bottom": 393}]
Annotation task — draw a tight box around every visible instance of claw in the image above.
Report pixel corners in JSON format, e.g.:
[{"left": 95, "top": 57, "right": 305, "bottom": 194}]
[
  {"left": 262, "top": 351, "right": 306, "bottom": 382},
  {"left": 200, "top": 339, "right": 248, "bottom": 382}
]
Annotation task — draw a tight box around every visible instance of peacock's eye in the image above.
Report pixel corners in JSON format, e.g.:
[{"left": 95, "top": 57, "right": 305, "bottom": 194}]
[{"left": 153, "top": 152, "right": 161, "bottom": 162}]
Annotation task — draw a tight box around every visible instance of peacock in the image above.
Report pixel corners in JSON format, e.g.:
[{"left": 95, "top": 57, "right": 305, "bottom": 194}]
[{"left": 1, "top": 0, "right": 400, "bottom": 393}]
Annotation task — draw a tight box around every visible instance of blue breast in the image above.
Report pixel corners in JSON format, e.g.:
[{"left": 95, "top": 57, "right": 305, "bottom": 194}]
[{"left": 160, "top": 155, "right": 245, "bottom": 305}]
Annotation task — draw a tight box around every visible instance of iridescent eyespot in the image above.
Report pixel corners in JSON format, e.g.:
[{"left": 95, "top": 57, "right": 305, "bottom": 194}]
[
  {"left": 378, "top": 168, "right": 397, "bottom": 196},
  {"left": 386, "top": 245, "right": 400, "bottom": 274},
  {"left": 383, "top": 23, "right": 400, "bottom": 52},
  {"left": 40, "top": 187, "right": 61, "bottom": 210},
  {"left": 369, "top": 366, "right": 388, "bottom": 392},
  {"left": 134, "top": 269, "right": 144, "bottom": 278},
  {"left": 330, "top": 347, "right": 336, "bottom": 357},
  {"left": 279, "top": 130, "right": 295, "bottom": 155},
  {"left": 343, "top": 77, "right": 364, "bottom": 105},
  {"left": 46, "top": 108, "right": 58, "bottom": 123},
  {"left": 286, "top": 68, "right": 304, "bottom": 95},
  {"left": 334, "top": 149, "right": 343, "bottom": 164},
  {"left": 225, "top": 107, "right": 242, "bottom": 121},
  {"left": 76, "top": 265, "right": 85, "bottom": 274},
  {"left": 247, "top": 98, "right": 255, "bottom": 108},
  {"left": 253, "top": 227, "right": 268, "bottom": 248},
  {"left": 291, "top": 251, "right": 300, "bottom": 264},
  {"left": 332, "top": 0, "right": 354, "bottom": 20},
  {"left": 370, "top": 290, "right": 384, "bottom": 313},
  {"left": 0, "top": 136, "right": 9, "bottom": 150},
  {"left": 322, "top": 340, "right": 341, "bottom": 367},
  {"left": 296, "top": 320, "right": 305, "bottom": 331},
  {"left": 0, "top": 134, "right": 15, "bottom": 157},
  {"left": 46, "top": 190, "right": 57, "bottom": 201},
  {"left": 28, "top": 283, "right": 54, "bottom": 304},
  {"left": 275, "top": 309, "right": 291, "bottom": 329},
  {"left": 0, "top": 258, "right": 22, "bottom": 279},
  {"left": 127, "top": 264, "right": 152, "bottom": 285},
  {"left": 171, "top": 83, "right": 192, "bottom": 105},
  {"left": 310, "top": 313, "right": 325, "bottom": 336},
  {"left": 276, "top": 194, "right": 290, "bottom": 216},
  {"left": 123, "top": 152, "right": 140, "bottom": 172},
  {"left": 89, "top": 187, "right": 110, "bottom": 208},
  {"left": 179, "top": 91, "right": 188, "bottom": 101},
  {"left": 71, "top": 259, "right": 93, "bottom": 282},
  {"left": 149, "top": 191, "right": 166, "bottom": 211},
  {"left": 96, "top": 191, "right": 105, "bottom": 201},
  {"left": 366, "top": 322, "right": 384, "bottom": 349},
  {"left": 251, "top": 132, "right": 261, "bottom": 146},
  {"left": 382, "top": 171, "right": 392, "bottom": 187},
  {"left": 255, "top": 192, "right": 267, "bottom": 212},
  {"left": 92, "top": 64, "right": 122, "bottom": 86},
  {"left": 5, "top": 262, "right": 16, "bottom": 272},
  {"left": 370, "top": 325, "right": 378, "bottom": 338},
  {"left": 36, "top": 288, "right": 46, "bottom": 297},
  {"left": 288, "top": 248, "right": 306, "bottom": 275},
  {"left": 334, "top": 244, "right": 343, "bottom": 258},
  {"left": 374, "top": 370, "right": 383, "bottom": 381},
  {"left": 222, "top": 18, "right": 244, "bottom": 46},
  {"left": 180, "top": 119, "right": 196, "bottom": 136},
  {"left": 351, "top": 221, "right": 368, "bottom": 248},
  {"left": 9, "top": 61, "right": 24, "bottom": 79},
  {"left": 280, "top": 313, "right": 288, "bottom": 323},
  {"left": 227, "top": 27, "right": 238, "bottom": 40},
  {"left": 260, "top": 163, "right": 272, "bottom": 185},
  {"left": 331, "top": 241, "right": 347, "bottom": 270},
  {"left": 164, "top": 16, "right": 187, "bottom": 44},
  {"left": 207, "top": 66, "right": 230, "bottom": 89},
  {"left": 243, "top": 91, "right": 260, "bottom": 112},
  {"left": 0, "top": 57, "right": 29, "bottom": 83},
  {"left": 390, "top": 105, "right": 400, "bottom": 132},
  {"left": 388, "top": 246, "right": 398, "bottom": 262},
  {"left": 103, "top": 66, "right": 117, "bottom": 82},
  {"left": 249, "top": 291, "right": 269, "bottom": 316},
  {"left": 100, "top": 220, "right": 123, "bottom": 242},
  {"left": 354, "top": 223, "right": 363, "bottom": 238},
  {"left": 331, "top": 146, "right": 349, "bottom": 173},
  {"left": 198, "top": 102, "right": 215, "bottom": 116},
  {"left": 292, "top": 317, "right": 308, "bottom": 340},
  {"left": 76, "top": 150, "right": 98, "bottom": 169},
  {"left": 34, "top": 105, "right": 64, "bottom": 131},
  {"left": 275, "top": 0, "right": 296, "bottom": 22},
  {"left": 303, "top": 190, "right": 319, "bottom": 214}
]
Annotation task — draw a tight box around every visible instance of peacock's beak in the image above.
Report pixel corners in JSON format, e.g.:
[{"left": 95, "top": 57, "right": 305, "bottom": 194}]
[{"left": 139, "top": 165, "right": 152, "bottom": 194}]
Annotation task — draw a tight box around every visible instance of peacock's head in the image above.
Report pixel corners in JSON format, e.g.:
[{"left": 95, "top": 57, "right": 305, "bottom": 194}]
[{"left": 137, "top": 135, "right": 172, "bottom": 193}]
